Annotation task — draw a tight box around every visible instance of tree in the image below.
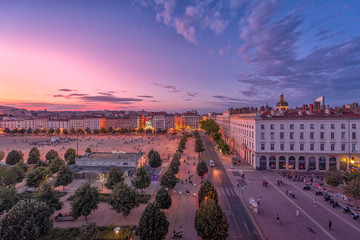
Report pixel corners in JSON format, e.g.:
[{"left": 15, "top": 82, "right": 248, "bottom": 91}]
[
  {"left": 131, "top": 167, "right": 151, "bottom": 192},
  {"left": 195, "top": 200, "right": 229, "bottom": 240},
  {"left": 0, "top": 150, "right": 4, "bottom": 161},
  {"left": 85, "top": 147, "right": 92, "bottom": 153},
  {"left": 77, "top": 128, "right": 84, "bottom": 134},
  {"left": 55, "top": 128, "right": 61, "bottom": 134},
  {"left": 325, "top": 167, "right": 343, "bottom": 187},
  {"left": 200, "top": 119, "right": 220, "bottom": 136},
  {"left": 155, "top": 187, "right": 172, "bottom": 209},
  {"left": 48, "top": 156, "right": 65, "bottom": 173},
  {"left": 79, "top": 222, "right": 97, "bottom": 240},
  {"left": 45, "top": 149, "right": 58, "bottom": 162},
  {"left": 70, "top": 128, "right": 76, "bottom": 134},
  {"left": 41, "top": 128, "right": 47, "bottom": 134},
  {"left": 35, "top": 183, "right": 62, "bottom": 213},
  {"left": 85, "top": 128, "right": 92, "bottom": 134},
  {"left": 198, "top": 180, "right": 218, "bottom": 206},
  {"left": 136, "top": 202, "right": 169, "bottom": 240},
  {"left": 148, "top": 148, "right": 155, "bottom": 159},
  {"left": 63, "top": 129, "right": 69, "bottom": 135},
  {"left": 109, "top": 182, "right": 139, "bottom": 216},
  {"left": 26, "top": 128, "right": 32, "bottom": 134},
  {"left": 93, "top": 129, "right": 100, "bottom": 134},
  {"left": 33, "top": 129, "right": 40, "bottom": 134},
  {"left": 71, "top": 183, "right": 99, "bottom": 220},
  {"left": 64, "top": 148, "right": 76, "bottom": 165},
  {"left": 149, "top": 151, "right": 162, "bottom": 168},
  {"left": 28, "top": 147, "right": 40, "bottom": 164},
  {"left": 0, "top": 200, "right": 52, "bottom": 240},
  {"left": 105, "top": 167, "right": 125, "bottom": 190},
  {"left": 100, "top": 127, "right": 108, "bottom": 134},
  {"left": 5, "top": 150, "right": 23, "bottom": 165},
  {"left": 11, "top": 128, "right": 18, "bottom": 134},
  {"left": 3, "top": 128, "right": 11, "bottom": 133},
  {"left": 197, "top": 160, "right": 208, "bottom": 177},
  {"left": 19, "top": 128, "right": 26, "bottom": 134},
  {"left": 160, "top": 169, "right": 177, "bottom": 189},
  {"left": 344, "top": 177, "right": 360, "bottom": 204},
  {"left": 54, "top": 165, "right": 73, "bottom": 190},
  {"left": 0, "top": 187, "right": 19, "bottom": 214},
  {"left": 2, "top": 168, "right": 19, "bottom": 187},
  {"left": 195, "top": 138, "right": 205, "bottom": 154},
  {"left": 169, "top": 159, "right": 180, "bottom": 174},
  {"left": 26, "top": 166, "right": 52, "bottom": 189},
  {"left": 48, "top": 128, "right": 55, "bottom": 134},
  {"left": 145, "top": 129, "right": 152, "bottom": 134},
  {"left": 344, "top": 171, "right": 360, "bottom": 184}
]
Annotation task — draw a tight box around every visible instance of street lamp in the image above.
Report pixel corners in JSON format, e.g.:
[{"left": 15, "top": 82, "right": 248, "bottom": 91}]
[{"left": 114, "top": 227, "right": 120, "bottom": 236}]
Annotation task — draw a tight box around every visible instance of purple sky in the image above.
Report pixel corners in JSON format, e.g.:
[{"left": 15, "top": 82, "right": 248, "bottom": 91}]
[{"left": 0, "top": 0, "right": 359, "bottom": 113}]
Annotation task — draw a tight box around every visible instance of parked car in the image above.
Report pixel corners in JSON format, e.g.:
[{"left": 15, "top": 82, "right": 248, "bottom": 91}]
[
  {"left": 303, "top": 184, "right": 311, "bottom": 190},
  {"left": 209, "top": 160, "right": 215, "bottom": 167}
]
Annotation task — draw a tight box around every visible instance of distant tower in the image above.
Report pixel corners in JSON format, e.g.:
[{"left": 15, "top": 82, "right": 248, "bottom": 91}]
[{"left": 276, "top": 94, "right": 289, "bottom": 110}]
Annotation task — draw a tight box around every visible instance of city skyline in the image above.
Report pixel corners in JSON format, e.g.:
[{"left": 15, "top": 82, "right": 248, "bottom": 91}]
[{"left": 1, "top": 0, "right": 359, "bottom": 113}]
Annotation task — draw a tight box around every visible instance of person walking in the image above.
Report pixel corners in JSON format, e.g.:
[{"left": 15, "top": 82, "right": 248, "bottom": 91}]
[
  {"left": 257, "top": 197, "right": 260, "bottom": 205},
  {"left": 296, "top": 208, "right": 299, "bottom": 217},
  {"left": 328, "top": 220, "right": 332, "bottom": 230},
  {"left": 314, "top": 199, "right": 317, "bottom": 207},
  {"left": 276, "top": 214, "right": 280, "bottom": 224},
  {"left": 286, "top": 190, "right": 288, "bottom": 196}
]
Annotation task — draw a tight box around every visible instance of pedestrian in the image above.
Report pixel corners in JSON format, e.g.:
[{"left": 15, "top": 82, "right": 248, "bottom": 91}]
[
  {"left": 257, "top": 197, "right": 260, "bottom": 205},
  {"left": 314, "top": 199, "right": 317, "bottom": 207},
  {"left": 276, "top": 214, "right": 280, "bottom": 224},
  {"left": 328, "top": 220, "right": 332, "bottom": 230},
  {"left": 296, "top": 208, "right": 299, "bottom": 217},
  {"left": 286, "top": 190, "right": 288, "bottom": 196}
]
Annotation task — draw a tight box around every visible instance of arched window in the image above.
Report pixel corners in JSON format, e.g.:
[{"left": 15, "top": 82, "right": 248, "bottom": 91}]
[
  {"left": 319, "top": 156, "right": 326, "bottom": 170},
  {"left": 288, "top": 156, "right": 295, "bottom": 170},
  {"left": 329, "top": 157, "right": 337, "bottom": 169},
  {"left": 260, "top": 156, "right": 267, "bottom": 170},
  {"left": 299, "top": 156, "right": 305, "bottom": 170},
  {"left": 309, "top": 157, "right": 316, "bottom": 170},
  {"left": 279, "top": 156, "right": 286, "bottom": 169},
  {"left": 269, "top": 156, "right": 276, "bottom": 169}
]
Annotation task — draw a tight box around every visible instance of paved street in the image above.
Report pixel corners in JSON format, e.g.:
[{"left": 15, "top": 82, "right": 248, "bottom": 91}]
[{"left": 201, "top": 134, "right": 262, "bottom": 240}]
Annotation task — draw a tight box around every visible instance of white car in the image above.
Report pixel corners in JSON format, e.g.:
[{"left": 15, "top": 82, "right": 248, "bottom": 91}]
[{"left": 209, "top": 160, "right": 215, "bottom": 167}]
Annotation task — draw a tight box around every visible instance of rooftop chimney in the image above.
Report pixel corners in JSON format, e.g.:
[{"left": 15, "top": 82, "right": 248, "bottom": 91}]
[{"left": 309, "top": 104, "right": 313, "bottom": 111}]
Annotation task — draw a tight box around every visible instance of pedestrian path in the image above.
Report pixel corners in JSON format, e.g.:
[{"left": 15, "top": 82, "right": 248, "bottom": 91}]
[{"left": 219, "top": 186, "right": 238, "bottom": 197}]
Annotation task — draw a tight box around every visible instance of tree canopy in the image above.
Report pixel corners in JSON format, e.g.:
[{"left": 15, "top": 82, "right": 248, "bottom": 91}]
[
  {"left": 194, "top": 199, "right": 229, "bottom": 240},
  {"left": 131, "top": 167, "right": 151, "bottom": 192},
  {"left": 344, "top": 176, "right": 360, "bottom": 204},
  {"left": 198, "top": 180, "right": 218, "bottom": 206},
  {"left": 325, "top": 167, "right": 343, "bottom": 187},
  {"left": 85, "top": 147, "right": 92, "bottom": 153},
  {"left": 26, "top": 166, "right": 52, "bottom": 189},
  {"left": 109, "top": 182, "right": 139, "bottom": 216},
  {"left": 0, "top": 200, "right": 53, "bottom": 240},
  {"left": 71, "top": 183, "right": 99, "bottom": 219},
  {"left": 160, "top": 169, "right": 177, "bottom": 189},
  {"left": 0, "top": 186, "right": 19, "bottom": 214},
  {"left": 64, "top": 148, "right": 76, "bottom": 165},
  {"left": 155, "top": 187, "right": 172, "bottom": 209},
  {"left": 5, "top": 150, "right": 23, "bottom": 165},
  {"left": 149, "top": 151, "right": 162, "bottom": 168},
  {"left": 45, "top": 149, "right": 58, "bottom": 162},
  {"left": 54, "top": 165, "right": 73, "bottom": 190},
  {"left": 35, "top": 183, "right": 62, "bottom": 213},
  {"left": 200, "top": 119, "right": 220, "bottom": 136},
  {"left": 197, "top": 160, "right": 208, "bottom": 177},
  {"left": 136, "top": 202, "right": 169, "bottom": 240},
  {"left": 28, "top": 147, "right": 40, "bottom": 165},
  {"left": 105, "top": 167, "right": 125, "bottom": 190},
  {"left": 49, "top": 156, "right": 65, "bottom": 174},
  {"left": 0, "top": 150, "right": 5, "bottom": 161}
]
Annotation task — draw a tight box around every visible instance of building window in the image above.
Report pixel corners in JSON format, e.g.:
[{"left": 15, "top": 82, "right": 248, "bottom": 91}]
[
  {"left": 270, "top": 132, "right": 274, "bottom": 140},
  {"left": 290, "top": 132, "right": 294, "bottom": 139},
  {"left": 320, "top": 132, "right": 325, "bottom": 139},
  {"left": 331, "top": 132, "right": 335, "bottom": 139},
  {"left": 310, "top": 144, "right": 314, "bottom": 151},
  {"left": 310, "top": 124, "right": 314, "bottom": 129},
  {"left": 261, "top": 124, "right": 265, "bottom": 130},
  {"left": 270, "top": 124, "right": 274, "bottom": 130},
  {"left": 300, "top": 144, "right": 304, "bottom": 151},
  {"left": 352, "top": 123, "right": 356, "bottom": 129},
  {"left": 352, "top": 132, "right": 356, "bottom": 140},
  {"left": 341, "top": 132, "right": 346, "bottom": 140},
  {"left": 331, "top": 124, "right": 335, "bottom": 129},
  {"left": 280, "top": 132, "right": 284, "bottom": 139},
  {"left": 290, "top": 144, "right": 294, "bottom": 151},
  {"left": 300, "top": 132, "right": 304, "bottom": 139},
  {"left": 352, "top": 144, "right": 356, "bottom": 152},
  {"left": 280, "top": 144, "right": 284, "bottom": 151},
  {"left": 271, "top": 144, "right": 274, "bottom": 150},
  {"left": 310, "top": 132, "right": 314, "bottom": 139},
  {"left": 341, "top": 123, "right": 346, "bottom": 129},
  {"left": 331, "top": 144, "right": 335, "bottom": 151},
  {"left": 300, "top": 124, "right": 304, "bottom": 130},
  {"left": 342, "top": 144, "right": 346, "bottom": 151},
  {"left": 280, "top": 124, "right": 284, "bottom": 130},
  {"left": 320, "top": 124, "right": 324, "bottom": 129},
  {"left": 261, "top": 144, "right": 265, "bottom": 150},
  {"left": 261, "top": 132, "right": 265, "bottom": 140},
  {"left": 290, "top": 124, "right": 294, "bottom": 130},
  {"left": 320, "top": 144, "right": 325, "bottom": 151}
]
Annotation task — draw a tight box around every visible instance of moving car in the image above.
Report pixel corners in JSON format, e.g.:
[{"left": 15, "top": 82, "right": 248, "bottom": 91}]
[
  {"left": 303, "top": 184, "right": 310, "bottom": 190},
  {"left": 209, "top": 160, "right": 215, "bottom": 167}
]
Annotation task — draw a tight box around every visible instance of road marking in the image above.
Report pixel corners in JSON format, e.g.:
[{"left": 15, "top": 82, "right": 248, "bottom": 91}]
[
  {"left": 243, "top": 222, "right": 251, "bottom": 235},
  {"left": 281, "top": 177, "right": 360, "bottom": 235},
  {"left": 262, "top": 175, "right": 337, "bottom": 240},
  {"left": 225, "top": 187, "right": 230, "bottom": 196}
]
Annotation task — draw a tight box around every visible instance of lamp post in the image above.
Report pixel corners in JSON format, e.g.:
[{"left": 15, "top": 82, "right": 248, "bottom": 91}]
[{"left": 114, "top": 227, "right": 120, "bottom": 239}]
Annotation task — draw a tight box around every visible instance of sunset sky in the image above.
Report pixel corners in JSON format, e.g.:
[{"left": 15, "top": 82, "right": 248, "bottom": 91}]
[{"left": 0, "top": 0, "right": 359, "bottom": 113}]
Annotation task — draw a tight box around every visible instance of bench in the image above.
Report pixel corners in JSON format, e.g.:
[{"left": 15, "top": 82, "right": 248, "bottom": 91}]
[{"left": 55, "top": 216, "right": 75, "bottom": 221}]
